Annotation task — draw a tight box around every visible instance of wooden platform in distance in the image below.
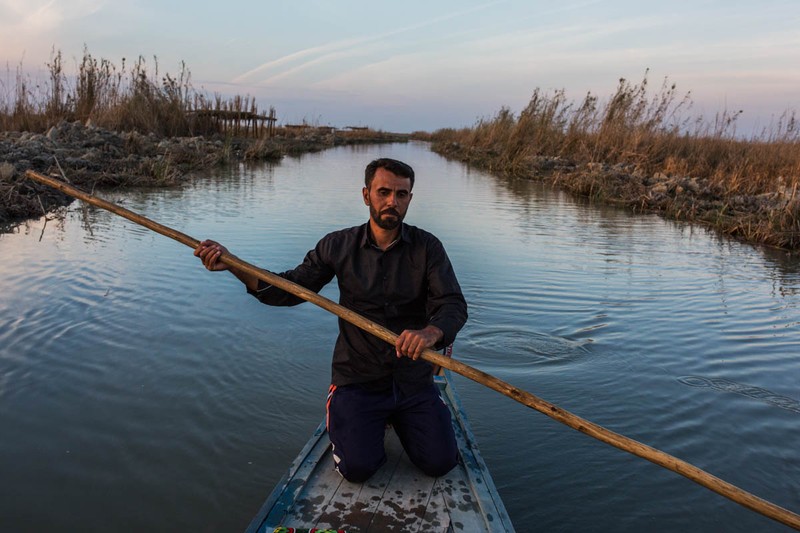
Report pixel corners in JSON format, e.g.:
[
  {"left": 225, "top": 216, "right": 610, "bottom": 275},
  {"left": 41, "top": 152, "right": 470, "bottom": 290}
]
[{"left": 245, "top": 373, "right": 515, "bottom": 532}]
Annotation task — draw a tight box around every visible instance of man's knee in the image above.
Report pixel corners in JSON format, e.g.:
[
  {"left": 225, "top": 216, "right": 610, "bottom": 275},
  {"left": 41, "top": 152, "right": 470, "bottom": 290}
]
[
  {"left": 410, "top": 447, "right": 458, "bottom": 478},
  {"left": 333, "top": 445, "right": 385, "bottom": 483},
  {"left": 337, "top": 463, "right": 380, "bottom": 483}
]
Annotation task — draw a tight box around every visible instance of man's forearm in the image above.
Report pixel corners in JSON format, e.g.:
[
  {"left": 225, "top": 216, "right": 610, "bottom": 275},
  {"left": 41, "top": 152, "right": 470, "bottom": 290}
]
[
  {"left": 423, "top": 324, "right": 444, "bottom": 345},
  {"left": 230, "top": 265, "right": 260, "bottom": 291}
]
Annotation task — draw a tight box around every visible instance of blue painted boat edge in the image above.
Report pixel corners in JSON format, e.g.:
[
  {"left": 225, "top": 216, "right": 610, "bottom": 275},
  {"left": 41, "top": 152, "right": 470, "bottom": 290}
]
[{"left": 243, "top": 420, "right": 329, "bottom": 533}]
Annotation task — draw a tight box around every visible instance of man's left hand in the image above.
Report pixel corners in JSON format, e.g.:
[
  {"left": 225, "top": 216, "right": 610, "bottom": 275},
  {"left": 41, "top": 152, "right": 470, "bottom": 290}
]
[{"left": 395, "top": 325, "right": 443, "bottom": 360}]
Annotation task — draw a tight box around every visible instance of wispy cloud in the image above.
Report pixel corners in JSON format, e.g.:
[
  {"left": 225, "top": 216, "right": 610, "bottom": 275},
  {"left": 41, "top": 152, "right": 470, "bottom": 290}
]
[
  {"left": 232, "top": 0, "right": 505, "bottom": 86},
  {"left": 231, "top": 36, "right": 366, "bottom": 84},
  {"left": 0, "top": 0, "right": 105, "bottom": 59},
  {"left": 1, "top": 0, "right": 104, "bottom": 32}
]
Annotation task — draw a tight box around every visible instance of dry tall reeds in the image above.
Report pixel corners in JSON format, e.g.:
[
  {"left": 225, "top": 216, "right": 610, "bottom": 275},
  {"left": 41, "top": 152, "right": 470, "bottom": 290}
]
[
  {"left": 429, "top": 72, "right": 800, "bottom": 248},
  {"left": 0, "top": 47, "right": 273, "bottom": 139}
]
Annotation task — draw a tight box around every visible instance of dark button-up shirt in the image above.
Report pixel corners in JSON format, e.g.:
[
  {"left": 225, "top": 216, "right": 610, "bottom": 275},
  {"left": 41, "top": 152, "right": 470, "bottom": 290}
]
[{"left": 247, "top": 222, "right": 468, "bottom": 393}]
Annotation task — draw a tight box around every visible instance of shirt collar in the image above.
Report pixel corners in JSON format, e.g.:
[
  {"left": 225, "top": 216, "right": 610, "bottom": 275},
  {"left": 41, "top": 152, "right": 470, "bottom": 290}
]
[{"left": 361, "top": 222, "right": 410, "bottom": 250}]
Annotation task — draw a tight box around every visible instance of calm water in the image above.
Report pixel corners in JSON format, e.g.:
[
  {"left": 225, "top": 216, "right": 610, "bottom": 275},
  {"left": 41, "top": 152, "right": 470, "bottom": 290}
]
[{"left": 1, "top": 142, "right": 799, "bottom": 532}]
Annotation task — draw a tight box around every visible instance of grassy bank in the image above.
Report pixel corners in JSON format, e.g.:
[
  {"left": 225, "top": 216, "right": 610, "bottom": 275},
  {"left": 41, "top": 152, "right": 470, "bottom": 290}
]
[
  {"left": 425, "top": 74, "right": 800, "bottom": 250},
  {"left": 1, "top": 47, "right": 407, "bottom": 144},
  {"left": 0, "top": 48, "right": 406, "bottom": 226},
  {"left": 1, "top": 47, "right": 271, "bottom": 137}
]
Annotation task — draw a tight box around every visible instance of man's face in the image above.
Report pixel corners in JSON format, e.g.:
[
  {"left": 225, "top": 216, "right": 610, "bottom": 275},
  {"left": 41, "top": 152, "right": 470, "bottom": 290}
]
[{"left": 362, "top": 168, "right": 413, "bottom": 231}]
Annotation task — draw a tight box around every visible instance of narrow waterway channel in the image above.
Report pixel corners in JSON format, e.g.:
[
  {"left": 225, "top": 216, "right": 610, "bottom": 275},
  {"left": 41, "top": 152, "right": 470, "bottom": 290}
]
[{"left": 1, "top": 141, "right": 799, "bottom": 532}]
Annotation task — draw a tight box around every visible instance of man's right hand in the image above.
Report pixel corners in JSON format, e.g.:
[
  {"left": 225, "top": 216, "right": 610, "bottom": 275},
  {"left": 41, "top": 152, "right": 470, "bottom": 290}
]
[{"left": 194, "top": 240, "right": 230, "bottom": 271}]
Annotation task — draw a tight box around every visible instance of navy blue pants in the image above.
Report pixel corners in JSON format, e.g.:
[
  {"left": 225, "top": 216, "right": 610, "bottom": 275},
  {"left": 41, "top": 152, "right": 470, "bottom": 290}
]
[{"left": 326, "top": 382, "right": 458, "bottom": 483}]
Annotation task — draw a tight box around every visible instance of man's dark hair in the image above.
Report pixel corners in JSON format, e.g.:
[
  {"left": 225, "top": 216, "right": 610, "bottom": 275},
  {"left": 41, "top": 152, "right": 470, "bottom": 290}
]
[{"left": 365, "top": 158, "right": 415, "bottom": 190}]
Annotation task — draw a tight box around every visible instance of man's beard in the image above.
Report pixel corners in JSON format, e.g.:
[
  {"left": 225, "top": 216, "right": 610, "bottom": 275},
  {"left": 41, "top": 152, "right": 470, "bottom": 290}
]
[{"left": 369, "top": 204, "right": 403, "bottom": 230}]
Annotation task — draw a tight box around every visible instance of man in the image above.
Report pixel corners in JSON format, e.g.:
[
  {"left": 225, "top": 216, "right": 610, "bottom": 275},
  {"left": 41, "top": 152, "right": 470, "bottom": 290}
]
[{"left": 194, "top": 158, "right": 468, "bottom": 482}]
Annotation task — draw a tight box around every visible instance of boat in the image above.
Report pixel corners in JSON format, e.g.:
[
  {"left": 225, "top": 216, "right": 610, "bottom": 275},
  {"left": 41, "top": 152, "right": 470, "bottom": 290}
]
[{"left": 245, "top": 370, "right": 516, "bottom": 532}]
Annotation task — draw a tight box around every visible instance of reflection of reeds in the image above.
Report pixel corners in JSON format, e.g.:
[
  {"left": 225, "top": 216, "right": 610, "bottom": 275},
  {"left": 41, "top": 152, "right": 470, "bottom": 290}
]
[
  {"left": 427, "top": 72, "right": 800, "bottom": 248},
  {"left": 0, "top": 47, "right": 274, "bottom": 138}
]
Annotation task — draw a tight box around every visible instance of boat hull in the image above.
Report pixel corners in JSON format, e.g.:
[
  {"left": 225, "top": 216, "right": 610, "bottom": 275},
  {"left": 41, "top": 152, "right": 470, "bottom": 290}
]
[{"left": 245, "top": 371, "right": 515, "bottom": 532}]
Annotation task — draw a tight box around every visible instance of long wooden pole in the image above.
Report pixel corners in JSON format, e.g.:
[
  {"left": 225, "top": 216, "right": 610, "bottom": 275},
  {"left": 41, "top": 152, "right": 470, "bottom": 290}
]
[{"left": 26, "top": 169, "right": 800, "bottom": 530}]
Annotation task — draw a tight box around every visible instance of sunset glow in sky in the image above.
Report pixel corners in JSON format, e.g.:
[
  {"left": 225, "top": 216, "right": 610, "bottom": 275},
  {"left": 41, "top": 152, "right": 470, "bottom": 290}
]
[{"left": 1, "top": 0, "right": 798, "bottom": 133}]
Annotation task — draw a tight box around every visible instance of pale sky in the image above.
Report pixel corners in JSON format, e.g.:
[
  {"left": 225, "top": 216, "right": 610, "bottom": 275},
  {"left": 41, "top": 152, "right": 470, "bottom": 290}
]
[{"left": 1, "top": 0, "right": 798, "bottom": 133}]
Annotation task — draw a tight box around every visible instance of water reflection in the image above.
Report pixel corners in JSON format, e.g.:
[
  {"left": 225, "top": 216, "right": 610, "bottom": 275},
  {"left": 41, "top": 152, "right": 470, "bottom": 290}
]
[{"left": 760, "top": 246, "right": 800, "bottom": 297}]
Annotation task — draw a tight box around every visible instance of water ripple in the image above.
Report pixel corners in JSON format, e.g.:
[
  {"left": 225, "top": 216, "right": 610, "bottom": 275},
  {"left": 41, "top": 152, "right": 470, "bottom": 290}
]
[
  {"left": 463, "top": 326, "right": 592, "bottom": 371},
  {"left": 678, "top": 376, "right": 800, "bottom": 414}
]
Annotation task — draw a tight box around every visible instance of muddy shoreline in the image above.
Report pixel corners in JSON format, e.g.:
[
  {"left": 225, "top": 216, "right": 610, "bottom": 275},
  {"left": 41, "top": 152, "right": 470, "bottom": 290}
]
[
  {"left": 0, "top": 121, "right": 407, "bottom": 226},
  {"left": 431, "top": 141, "right": 800, "bottom": 252}
]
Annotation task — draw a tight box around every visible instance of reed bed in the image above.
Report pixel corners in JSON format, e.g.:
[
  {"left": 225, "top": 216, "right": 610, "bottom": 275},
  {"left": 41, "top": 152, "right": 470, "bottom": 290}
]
[
  {"left": 0, "top": 47, "right": 273, "bottom": 138},
  {"left": 0, "top": 48, "right": 412, "bottom": 226},
  {"left": 427, "top": 74, "right": 800, "bottom": 249}
]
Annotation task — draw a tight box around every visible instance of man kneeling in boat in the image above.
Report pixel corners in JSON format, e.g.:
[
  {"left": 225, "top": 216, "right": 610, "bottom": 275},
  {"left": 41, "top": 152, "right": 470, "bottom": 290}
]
[{"left": 194, "top": 158, "right": 468, "bottom": 482}]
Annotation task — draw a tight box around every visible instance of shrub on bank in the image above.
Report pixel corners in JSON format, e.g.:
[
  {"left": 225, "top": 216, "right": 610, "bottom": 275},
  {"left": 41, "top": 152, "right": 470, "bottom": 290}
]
[
  {"left": 430, "top": 74, "right": 800, "bottom": 249},
  {"left": 1, "top": 47, "right": 271, "bottom": 139}
]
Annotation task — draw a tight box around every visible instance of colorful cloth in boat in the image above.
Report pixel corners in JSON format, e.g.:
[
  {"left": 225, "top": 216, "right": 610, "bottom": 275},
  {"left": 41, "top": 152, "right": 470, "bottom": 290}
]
[{"left": 272, "top": 526, "right": 347, "bottom": 533}]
